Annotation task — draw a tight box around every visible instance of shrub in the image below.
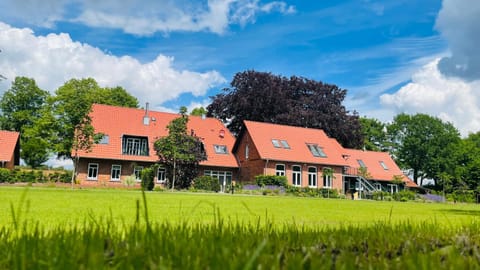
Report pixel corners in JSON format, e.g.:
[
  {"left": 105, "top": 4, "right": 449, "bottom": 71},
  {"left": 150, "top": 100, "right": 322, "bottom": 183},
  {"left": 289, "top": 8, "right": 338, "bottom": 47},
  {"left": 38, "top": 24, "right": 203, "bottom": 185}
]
[
  {"left": 372, "top": 191, "right": 389, "bottom": 201},
  {"left": 193, "top": 175, "right": 220, "bottom": 192},
  {"left": 123, "top": 175, "right": 136, "bottom": 187},
  {"left": 255, "top": 175, "right": 287, "bottom": 187},
  {"left": 141, "top": 167, "right": 155, "bottom": 191},
  {"left": 0, "top": 168, "right": 11, "bottom": 183},
  {"left": 393, "top": 190, "right": 416, "bottom": 201}
]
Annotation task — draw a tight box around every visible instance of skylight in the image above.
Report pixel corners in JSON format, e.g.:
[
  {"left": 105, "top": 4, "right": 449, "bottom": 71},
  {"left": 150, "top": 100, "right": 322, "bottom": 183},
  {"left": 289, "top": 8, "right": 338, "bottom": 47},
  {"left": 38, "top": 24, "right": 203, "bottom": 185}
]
[
  {"left": 271, "top": 139, "right": 281, "bottom": 148},
  {"left": 379, "top": 161, "right": 389, "bottom": 170},
  {"left": 307, "top": 144, "right": 327, "bottom": 157},
  {"left": 214, "top": 145, "right": 228, "bottom": 154},
  {"left": 357, "top": 159, "right": 366, "bottom": 168},
  {"left": 280, "top": 140, "right": 290, "bottom": 149}
]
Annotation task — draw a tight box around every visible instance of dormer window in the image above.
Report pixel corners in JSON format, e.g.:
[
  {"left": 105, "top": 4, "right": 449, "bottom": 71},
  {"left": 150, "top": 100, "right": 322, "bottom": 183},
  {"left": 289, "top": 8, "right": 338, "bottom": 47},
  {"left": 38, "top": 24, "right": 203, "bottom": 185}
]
[
  {"left": 307, "top": 144, "right": 327, "bottom": 157},
  {"left": 122, "top": 135, "right": 149, "bottom": 156},
  {"left": 214, "top": 145, "right": 228, "bottom": 154}
]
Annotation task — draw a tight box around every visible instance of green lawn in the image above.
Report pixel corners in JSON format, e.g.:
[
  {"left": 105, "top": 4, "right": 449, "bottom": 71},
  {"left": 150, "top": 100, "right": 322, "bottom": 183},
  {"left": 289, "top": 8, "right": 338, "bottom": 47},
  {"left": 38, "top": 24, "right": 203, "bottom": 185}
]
[{"left": 1, "top": 186, "right": 479, "bottom": 229}]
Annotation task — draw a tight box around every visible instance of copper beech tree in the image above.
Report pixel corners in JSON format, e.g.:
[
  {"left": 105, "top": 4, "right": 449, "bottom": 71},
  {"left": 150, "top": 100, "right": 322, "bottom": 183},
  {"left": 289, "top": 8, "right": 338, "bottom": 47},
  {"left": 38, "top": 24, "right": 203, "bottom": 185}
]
[{"left": 207, "top": 70, "right": 363, "bottom": 148}]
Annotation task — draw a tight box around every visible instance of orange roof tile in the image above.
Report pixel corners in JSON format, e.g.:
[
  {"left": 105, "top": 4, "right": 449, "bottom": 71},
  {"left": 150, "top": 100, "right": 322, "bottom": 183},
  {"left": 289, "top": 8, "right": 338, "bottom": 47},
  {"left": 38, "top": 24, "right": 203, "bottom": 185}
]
[
  {"left": 241, "top": 120, "right": 349, "bottom": 166},
  {"left": 0, "top": 130, "right": 20, "bottom": 162},
  {"left": 343, "top": 149, "right": 417, "bottom": 187},
  {"left": 77, "top": 104, "right": 238, "bottom": 168}
]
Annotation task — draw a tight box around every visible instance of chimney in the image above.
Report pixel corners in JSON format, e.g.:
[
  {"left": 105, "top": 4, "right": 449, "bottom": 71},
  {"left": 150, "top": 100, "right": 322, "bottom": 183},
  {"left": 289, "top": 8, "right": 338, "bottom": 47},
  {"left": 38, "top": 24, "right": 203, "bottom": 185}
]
[
  {"left": 219, "top": 129, "right": 225, "bottom": 138},
  {"left": 143, "top": 102, "right": 150, "bottom": 125}
]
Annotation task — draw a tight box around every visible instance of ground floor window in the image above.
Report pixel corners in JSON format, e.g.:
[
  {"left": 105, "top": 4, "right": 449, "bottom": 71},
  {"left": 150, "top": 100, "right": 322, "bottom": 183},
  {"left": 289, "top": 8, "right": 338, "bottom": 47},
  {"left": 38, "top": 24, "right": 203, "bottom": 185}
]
[
  {"left": 134, "top": 166, "right": 143, "bottom": 181},
  {"left": 275, "top": 164, "right": 285, "bottom": 176},
  {"left": 292, "top": 165, "right": 301, "bottom": 186},
  {"left": 87, "top": 163, "right": 99, "bottom": 180},
  {"left": 374, "top": 183, "right": 382, "bottom": 191},
  {"left": 308, "top": 167, "right": 317, "bottom": 187},
  {"left": 111, "top": 164, "right": 121, "bottom": 181},
  {"left": 204, "top": 170, "right": 232, "bottom": 192},
  {"left": 157, "top": 167, "right": 166, "bottom": 183},
  {"left": 387, "top": 184, "right": 398, "bottom": 194},
  {"left": 323, "top": 174, "right": 332, "bottom": 189}
]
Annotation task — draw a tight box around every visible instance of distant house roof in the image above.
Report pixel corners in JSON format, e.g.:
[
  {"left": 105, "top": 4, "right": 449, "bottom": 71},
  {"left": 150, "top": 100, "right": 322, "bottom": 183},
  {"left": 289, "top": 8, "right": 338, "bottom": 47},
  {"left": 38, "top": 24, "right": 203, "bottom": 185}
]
[
  {"left": 0, "top": 130, "right": 20, "bottom": 162},
  {"left": 234, "top": 120, "right": 349, "bottom": 167},
  {"left": 76, "top": 104, "right": 238, "bottom": 168},
  {"left": 343, "top": 149, "right": 417, "bottom": 187}
]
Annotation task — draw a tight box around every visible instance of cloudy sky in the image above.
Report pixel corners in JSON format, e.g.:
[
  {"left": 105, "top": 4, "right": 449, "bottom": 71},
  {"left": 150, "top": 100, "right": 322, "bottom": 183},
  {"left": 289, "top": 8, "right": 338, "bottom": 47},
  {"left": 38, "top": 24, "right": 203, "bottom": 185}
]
[{"left": 0, "top": 0, "right": 479, "bottom": 136}]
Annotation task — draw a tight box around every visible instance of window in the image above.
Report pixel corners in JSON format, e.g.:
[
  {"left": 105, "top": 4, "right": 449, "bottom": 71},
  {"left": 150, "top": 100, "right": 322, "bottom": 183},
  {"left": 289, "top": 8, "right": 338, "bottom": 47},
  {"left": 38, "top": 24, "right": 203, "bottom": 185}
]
[
  {"left": 272, "top": 139, "right": 281, "bottom": 148},
  {"left": 387, "top": 184, "right": 398, "bottom": 194},
  {"left": 308, "top": 167, "right": 317, "bottom": 187},
  {"left": 157, "top": 167, "right": 166, "bottom": 183},
  {"left": 111, "top": 165, "right": 121, "bottom": 181},
  {"left": 379, "top": 161, "right": 388, "bottom": 170},
  {"left": 307, "top": 144, "right": 327, "bottom": 157},
  {"left": 374, "top": 183, "right": 382, "bottom": 191},
  {"left": 214, "top": 145, "right": 228, "bottom": 154},
  {"left": 292, "top": 165, "right": 301, "bottom": 186},
  {"left": 357, "top": 159, "right": 366, "bottom": 168},
  {"left": 280, "top": 140, "right": 290, "bottom": 149},
  {"left": 98, "top": 135, "right": 109, "bottom": 144},
  {"left": 275, "top": 164, "right": 285, "bottom": 176},
  {"left": 245, "top": 144, "right": 249, "bottom": 159},
  {"left": 204, "top": 170, "right": 232, "bottom": 192},
  {"left": 122, "top": 136, "right": 149, "bottom": 156},
  {"left": 87, "top": 163, "right": 99, "bottom": 180},
  {"left": 134, "top": 166, "right": 143, "bottom": 181},
  {"left": 323, "top": 174, "right": 332, "bottom": 189}
]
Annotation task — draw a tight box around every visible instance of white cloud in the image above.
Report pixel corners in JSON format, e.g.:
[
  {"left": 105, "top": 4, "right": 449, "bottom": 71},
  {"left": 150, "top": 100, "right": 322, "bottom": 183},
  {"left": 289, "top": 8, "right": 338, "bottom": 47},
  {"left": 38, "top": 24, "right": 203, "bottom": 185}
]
[
  {"left": 0, "top": 0, "right": 296, "bottom": 35},
  {"left": 436, "top": 0, "right": 480, "bottom": 80},
  {"left": 0, "top": 22, "right": 225, "bottom": 108},
  {"left": 380, "top": 59, "right": 480, "bottom": 136}
]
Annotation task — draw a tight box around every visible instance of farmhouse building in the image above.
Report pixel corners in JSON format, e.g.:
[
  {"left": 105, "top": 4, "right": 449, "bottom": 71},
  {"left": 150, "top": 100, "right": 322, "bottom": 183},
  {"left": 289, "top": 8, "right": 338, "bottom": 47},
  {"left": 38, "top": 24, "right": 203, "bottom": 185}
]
[
  {"left": 232, "top": 120, "right": 416, "bottom": 195},
  {"left": 75, "top": 104, "right": 238, "bottom": 188},
  {"left": 0, "top": 130, "right": 20, "bottom": 169}
]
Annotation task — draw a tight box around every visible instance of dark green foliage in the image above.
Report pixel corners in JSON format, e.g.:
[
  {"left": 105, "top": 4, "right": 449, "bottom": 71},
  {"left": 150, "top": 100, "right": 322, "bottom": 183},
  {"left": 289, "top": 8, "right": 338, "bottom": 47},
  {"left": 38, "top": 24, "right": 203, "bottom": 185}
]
[
  {"left": 0, "top": 168, "right": 10, "bottom": 183},
  {"left": 285, "top": 186, "right": 340, "bottom": 198},
  {"left": 255, "top": 175, "right": 288, "bottom": 187},
  {"left": 140, "top": 167, "right": 155, "bottom": 191},
  {"left": 193, "top": 175, "right": 220, "bottom": 192},
  {"left": 0, "top": 169, "right": 71, "bottom": 183},
  {"left": 207, "top": 70, "right": 363, "bottom": 148},
  {"left": 360, "top": 117, "right": 388, "bottom": 151},
  {"left": 393, "top": 190, "right": 416, "bottom": 201}
]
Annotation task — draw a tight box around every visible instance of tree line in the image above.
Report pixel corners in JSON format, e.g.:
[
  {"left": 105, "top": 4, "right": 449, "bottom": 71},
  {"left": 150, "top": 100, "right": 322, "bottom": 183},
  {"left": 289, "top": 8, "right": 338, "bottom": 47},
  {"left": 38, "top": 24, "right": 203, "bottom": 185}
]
[{"left": 1, "top": 71, "right": 479, "bottom": 193}]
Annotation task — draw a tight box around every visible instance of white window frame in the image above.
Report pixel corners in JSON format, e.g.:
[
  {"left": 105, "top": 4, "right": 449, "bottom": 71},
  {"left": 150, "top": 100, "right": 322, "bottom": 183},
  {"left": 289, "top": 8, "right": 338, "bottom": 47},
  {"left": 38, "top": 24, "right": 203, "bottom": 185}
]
[
  {"left": 214, "top": 144, "right": 228, "bottom": 154},
  {"left": 87, "top": 163, "right": 99, "bottom": 181},
  {"left": 245, "top": 144, "right": 249, "bottom": 159},
  {"left": 307, "top": 144, "right": 327, "bottom": 157},
  {"left": 110, "top": 164, "right": 121, "bottom": 181},
  {"left": 134, "top": 166, "right": 143, "bottom": 181},
  {"left": 271, "top": 139, "right": 281, "bottom": 148},
  {"left": 204, "top": 170, "right": 232, "bottom": 192},
  {"left": 323, "top": 175, "right": 332, "bottom": 189},
  {"left": 280, "top": 140, "right": 290, "bottom": 149},
  {"left": 157, "top": 167, "right": 166, "bottom": 183},
  {"left": 379, "top": 161, "right": 389, "bottom": 170},
  {"left": 387, "top": 184, "right": 398, "bottom": 194},
  {"left": 275, "top": 164, "right": 285, "bottom": 176},
  {"left": 374, "top": 183, "right": 382, "bottom": 191},
  {"left": 292, "top": 165, "right": 302, "bottom": 187},
  {"left": 357, "top": 159, "right": 366, "bottom": 168},
  {"left": 308, "top": 166, "right": 317, "bottom": 188}
]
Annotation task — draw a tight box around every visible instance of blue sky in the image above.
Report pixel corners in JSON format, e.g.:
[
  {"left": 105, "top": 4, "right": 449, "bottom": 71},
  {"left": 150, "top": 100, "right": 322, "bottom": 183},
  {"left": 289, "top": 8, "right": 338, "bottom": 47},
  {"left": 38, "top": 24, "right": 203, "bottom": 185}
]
[{"left": 1, "top": 0, "right": 479, "bottom": 136}]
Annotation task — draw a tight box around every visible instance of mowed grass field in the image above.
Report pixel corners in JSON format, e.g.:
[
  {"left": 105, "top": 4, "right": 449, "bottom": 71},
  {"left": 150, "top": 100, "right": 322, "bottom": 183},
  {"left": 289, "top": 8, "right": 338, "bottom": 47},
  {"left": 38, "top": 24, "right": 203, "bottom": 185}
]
[
  {"left": 1, "top": 186, "right": 479, "bottom": 228},
  {"left": 2, "top": 186, "right": 480, "bottom": 269}
]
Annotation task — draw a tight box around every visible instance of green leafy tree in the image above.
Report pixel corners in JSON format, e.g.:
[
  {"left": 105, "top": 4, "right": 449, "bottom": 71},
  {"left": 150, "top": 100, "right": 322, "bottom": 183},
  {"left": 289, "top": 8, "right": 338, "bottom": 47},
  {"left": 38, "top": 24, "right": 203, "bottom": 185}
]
[
  {"left": 360, "top": 117, "right": 388, "bottom": 151},
  {"left": 0, "top": 77, "right": 50, "bottom": 167},
  {"left": 190, "top": 107, "right": 207, "bottom": 116},
  {"left": 449, "top": 132, "right": 480, "bottom": 191},
  {"left": 154, "top": 107, "right": 207, "bottom": 189},
  {"left": 207, "top": 70, "right": 363, "bottom": 148},
  {"left": 387, "top": 113, "right": 460, "bottom": 186}
]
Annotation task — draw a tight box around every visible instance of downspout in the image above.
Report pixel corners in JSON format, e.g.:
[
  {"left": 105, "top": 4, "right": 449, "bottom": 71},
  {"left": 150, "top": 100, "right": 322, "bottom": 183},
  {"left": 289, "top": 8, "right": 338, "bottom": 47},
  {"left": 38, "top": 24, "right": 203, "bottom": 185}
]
[{"left": 264, "top": 159, "right": 269, "bottom": 175}]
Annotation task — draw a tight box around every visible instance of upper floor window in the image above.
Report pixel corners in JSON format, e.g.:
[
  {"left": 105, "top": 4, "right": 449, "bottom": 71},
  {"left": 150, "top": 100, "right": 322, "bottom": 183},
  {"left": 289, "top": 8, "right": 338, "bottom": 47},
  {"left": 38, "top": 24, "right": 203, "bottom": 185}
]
[
  {"left": 214, "top": 145, "right": 228, "bottom": 154},
  {"left": 280, "top": 140, "right": 290, "bottom": 149},
  {"left": 307, "top": 144, "right": 327, "bottom": 157},
  {"left": 98, "top": 135, "right": 109, "bottom": 144},
  {"left": 272, "top": 139, "right": 281, "bottom": 148},
  {"left": 122, "top": 136, "right": 149, "bottom": 156},
  {"left": 245, "top": 144, "right": 249, "bottom": 159}
]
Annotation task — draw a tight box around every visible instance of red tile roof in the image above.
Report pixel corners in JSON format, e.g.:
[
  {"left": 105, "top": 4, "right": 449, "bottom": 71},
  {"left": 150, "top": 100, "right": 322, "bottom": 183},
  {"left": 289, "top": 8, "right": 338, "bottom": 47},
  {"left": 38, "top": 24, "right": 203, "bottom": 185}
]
[
  {"left": 76, "top": 104, "right": 238, "bottom": 168},
  {"left": 343, "top": 149, "right": 417, "bottom": 187},
  {"left": 241, "top": 120, "right": 349, "bottom": 167},
  {"left": 0, "top": 130, "right": 20, "bottom": 162}
]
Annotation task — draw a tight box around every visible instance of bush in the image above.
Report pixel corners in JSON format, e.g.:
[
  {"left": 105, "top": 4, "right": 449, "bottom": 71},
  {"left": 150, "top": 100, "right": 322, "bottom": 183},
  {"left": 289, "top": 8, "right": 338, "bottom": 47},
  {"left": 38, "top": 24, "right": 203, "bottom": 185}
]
[
  {"left": 0, "top": 168, "right": 11, "bottom": 183},
  {"left": 393, "top": 190, "right": 416, "bottom": 201},
  {"left": 141, "top": 167, "right": 155, "bottom": 191},
  {"left": 255, "top": 175, "right": 287, "bottom": 187},
  {"left": 193, "top": 175, "right": 220, "bottom": 192},
  {"left": 372, "top": 191, "right": 389, "bottom": 201}
]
